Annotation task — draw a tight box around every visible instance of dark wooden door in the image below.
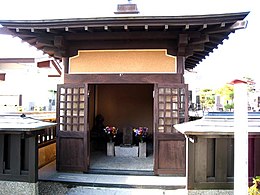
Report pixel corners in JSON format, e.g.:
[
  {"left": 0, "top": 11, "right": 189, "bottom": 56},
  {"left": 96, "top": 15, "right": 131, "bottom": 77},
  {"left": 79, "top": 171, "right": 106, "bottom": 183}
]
[
  {"left": 56, "top": 83, "right": 89, "bottom": 172},
  {"left": 154, "top": 84, "right": 188, "bottom": 175}
]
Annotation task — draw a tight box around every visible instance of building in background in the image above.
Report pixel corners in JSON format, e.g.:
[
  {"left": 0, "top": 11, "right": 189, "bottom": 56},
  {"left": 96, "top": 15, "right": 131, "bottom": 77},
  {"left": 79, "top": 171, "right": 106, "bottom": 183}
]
[{"left": 0, "top": 56, "right": 62, "bottom": 112}]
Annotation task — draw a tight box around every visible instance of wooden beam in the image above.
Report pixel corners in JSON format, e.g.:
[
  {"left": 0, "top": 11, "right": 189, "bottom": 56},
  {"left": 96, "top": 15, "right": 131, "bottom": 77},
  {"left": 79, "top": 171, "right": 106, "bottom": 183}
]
[
  {"left": 28, "top": 136, "right": 38, "bottom": 182},
  {"left": 0, "top": 73, "right": 6, "bottom": 81},
  {"left": 37, "top": 60, "right": 51, "bottom": 68},
  {"left": 190, "top": 34, "right": 209, "bottom": 45},
  {"left": 10, "top": 134, "right": 21, "bottom": 176},
  {"left": 35, "top": 38, "right": 54, "bottom": 48},
  {"left": 178, "top": 34, "right": 188, "bottom": 46},
  {"left": 191, "top": 44, "right": 205, "bottom": 52},
  {"left": 43, "top": 46, "right": 66, "bottom": 57},
  {"left": 54, "top": 36, "right": 65, "bottom": 48},
  {"left": 215, "top": 138, "right": 228, "bottom": 182},
  {"left": 0, "top": 135, "right": 3, "bottom": 174},
  {"left": 68, "top": 39, "right": 176, "bottom": 56},
  {"left": 51, "top": 60, "right": 62, "bottom": 76},
  {"left": 195, "top": 138, "right": 207, "bottom": 182},
  {"left": 23, "top": 37, "right": 37, "bottom": 45},
  {"left": 64, "top": 73, "right": 183, "bottom": 84},
  {"left": 0, "top": 58, "right": 35, "bottom": 63},
  {"left": 65, "top": 31, "right": 178, "bottom": 41}
]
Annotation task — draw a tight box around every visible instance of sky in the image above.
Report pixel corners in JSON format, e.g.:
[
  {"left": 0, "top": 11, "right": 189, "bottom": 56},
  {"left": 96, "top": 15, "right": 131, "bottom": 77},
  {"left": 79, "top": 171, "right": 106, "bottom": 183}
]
[{"left": 0, "top": 0, "right": 258, "bottom": 89}]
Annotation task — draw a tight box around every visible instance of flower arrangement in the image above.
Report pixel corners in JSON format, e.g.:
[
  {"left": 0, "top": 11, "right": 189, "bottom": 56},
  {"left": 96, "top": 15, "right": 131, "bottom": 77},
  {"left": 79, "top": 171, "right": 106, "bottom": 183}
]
[
  {"left": 133, "top": 127, "right": 148, "bottom": 143},
  {"left": 104, "top": 126, "right": 118, "bottom": 142},
  {"left": 248, "top": 176, "right": 260, "bottom": 195}
]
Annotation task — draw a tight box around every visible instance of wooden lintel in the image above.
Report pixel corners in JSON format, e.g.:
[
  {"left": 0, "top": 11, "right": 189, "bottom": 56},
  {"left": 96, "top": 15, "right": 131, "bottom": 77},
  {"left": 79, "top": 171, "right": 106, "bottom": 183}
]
[
  {"left": 68, "top": 39, "right": 176, "bottom": 57},
  {"left": 64, "top": 73, "right": 183, "bottom": 84}
]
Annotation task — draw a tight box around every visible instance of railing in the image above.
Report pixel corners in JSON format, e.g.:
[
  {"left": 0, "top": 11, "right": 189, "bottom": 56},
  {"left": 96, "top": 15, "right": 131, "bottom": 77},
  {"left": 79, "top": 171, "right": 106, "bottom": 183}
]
[{"left": 38, "top": 125, "right": 56, "bottom": 148}]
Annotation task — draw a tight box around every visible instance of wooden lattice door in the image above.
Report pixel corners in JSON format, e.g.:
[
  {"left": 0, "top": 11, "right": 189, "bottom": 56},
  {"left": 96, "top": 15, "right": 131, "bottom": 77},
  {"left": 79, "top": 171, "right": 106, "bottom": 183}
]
[
  {"left": 56, "top": 83, "right": 89, "bottom": 172},
  {"left": 154, "top": 84, "right": 188, "bottom": 175}
]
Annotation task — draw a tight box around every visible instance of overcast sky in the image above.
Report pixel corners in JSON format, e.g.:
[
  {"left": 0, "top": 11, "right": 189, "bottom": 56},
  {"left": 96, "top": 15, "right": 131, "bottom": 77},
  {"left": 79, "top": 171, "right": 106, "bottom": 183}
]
[{"left": 0, "top": 0, "right": 258, "bottom": 89}]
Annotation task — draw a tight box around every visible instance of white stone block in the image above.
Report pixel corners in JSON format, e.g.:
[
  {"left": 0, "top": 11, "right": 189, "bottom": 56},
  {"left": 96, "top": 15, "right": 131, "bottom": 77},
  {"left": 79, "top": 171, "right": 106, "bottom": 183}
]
[
  {"left": 115, "top": 146, "right": 138, "bottom": 157},
  {"left": 107, "top": 142, "right": 115, "bottom": 156}
]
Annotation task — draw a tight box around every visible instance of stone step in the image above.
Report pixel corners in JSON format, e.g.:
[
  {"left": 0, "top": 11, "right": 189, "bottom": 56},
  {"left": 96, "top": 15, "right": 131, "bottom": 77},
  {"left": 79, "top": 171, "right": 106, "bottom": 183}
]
[{"left": 39, "top": 173, "right": 186, "bottom": 190}]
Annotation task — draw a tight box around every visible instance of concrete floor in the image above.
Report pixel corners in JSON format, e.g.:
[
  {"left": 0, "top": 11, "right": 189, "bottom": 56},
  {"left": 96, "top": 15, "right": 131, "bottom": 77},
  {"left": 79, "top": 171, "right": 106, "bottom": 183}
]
[{"left": 89, "top": 151, "right": 154, "bottom": 171}]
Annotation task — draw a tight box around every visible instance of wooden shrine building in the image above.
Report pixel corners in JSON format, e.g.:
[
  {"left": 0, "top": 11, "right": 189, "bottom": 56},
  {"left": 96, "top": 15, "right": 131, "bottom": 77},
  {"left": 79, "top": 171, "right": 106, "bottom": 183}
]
[{"left": 0, "top": 11, "right": 249, "bottom": 178}]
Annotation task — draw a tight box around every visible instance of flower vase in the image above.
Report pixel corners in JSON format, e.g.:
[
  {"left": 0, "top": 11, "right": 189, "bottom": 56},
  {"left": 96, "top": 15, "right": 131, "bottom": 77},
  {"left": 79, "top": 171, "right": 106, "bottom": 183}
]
[
  {"left": 107, "top": 142, "right": 115, "bottom": 156},
  {"left": 139, "top": 142, "right": 146, "bottom": 158}
]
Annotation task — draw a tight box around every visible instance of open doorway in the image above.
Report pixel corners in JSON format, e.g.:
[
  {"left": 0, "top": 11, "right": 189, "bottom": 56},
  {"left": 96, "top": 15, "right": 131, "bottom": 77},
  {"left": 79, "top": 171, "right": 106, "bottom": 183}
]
[{"left": 88, "top": 84, "right": 154, "bottom": 174}]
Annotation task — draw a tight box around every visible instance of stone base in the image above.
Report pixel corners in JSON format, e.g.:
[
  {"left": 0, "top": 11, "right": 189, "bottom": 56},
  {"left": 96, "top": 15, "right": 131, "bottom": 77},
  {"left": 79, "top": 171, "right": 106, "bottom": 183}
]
[
  {"left": 107, "top": 142, "right": 115, "bottom": 156},
  {"left": 138, "top": 142, "right": 146, "bottom": 158},
  {"left": 115, "top": 146, "right": 138, "bottom": 157},
  {"left": 0, "top": 181, "right": 38, "bottom": 195}
]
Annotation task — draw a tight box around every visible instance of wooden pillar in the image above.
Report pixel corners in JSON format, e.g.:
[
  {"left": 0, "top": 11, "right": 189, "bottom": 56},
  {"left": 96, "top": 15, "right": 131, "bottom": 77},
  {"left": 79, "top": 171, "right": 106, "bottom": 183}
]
[
  {"left": 23, "top": 137, "right": 29, "bottom": 171},
  {"left": 194, "top": 138, "right": 207, "bottom": 183},
  {"left": 215, "top": 138, "right": 228, "bottom": 182},
  {"left": 177, "top": 56, "right": 185, "bottom": 83},
  {"left": 188, "top": 139, "right": 195, "bottom": 189},
  {"left": 28, "top": 136, "right": 38, "bottom": 183},
  {"left": 62, "top": 57, "right": 69, "bottom": 74},
  {"left": 10, "top": 134, "right": 21, "bottom": 176},
  {"left": 254, "top": 138, "right": 260, "bottom": 176},
  {"left": 0, "top": 135, "right": 4, "bottom": 174}
]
